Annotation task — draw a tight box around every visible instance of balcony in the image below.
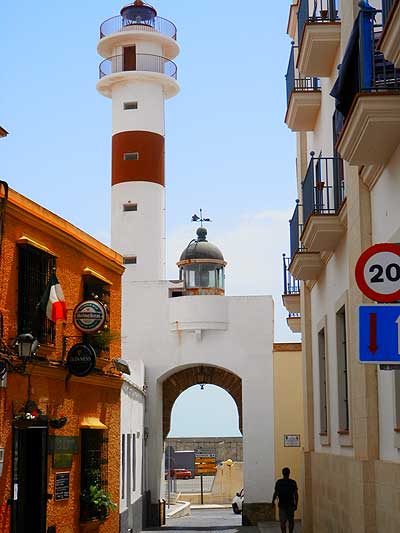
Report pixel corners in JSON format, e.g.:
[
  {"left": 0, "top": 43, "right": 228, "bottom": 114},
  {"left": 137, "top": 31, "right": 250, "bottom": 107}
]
[
  {"left": 333, "top": 3, "right": 400, "bottom": 168},
  {"left": 300, "top": 154, "right": 346, "bottom": 252},
  {"left": 100, "top": 15, "right": 177, "bottom": 40},
  {"left": 288, "top": 201, "right": 323, "bottom": 281},
  {"left": 97, "top": 53, "right": 179, "bottom": 98},
  {"left": 285, "top": 45, "right": 321, "bottom": 131},
  {"left": 378, "top": 0, "right": 400, "bottom": 68},
  {"left": 297, "top": 0, "right": 341, "bottom": 77},
  {"left": 282, "top": 254, "right": 301, "bottom": 314},
  {"left": 98, "top": 10, "right": 179, "bottom": 61},
  {"left": 287, "top": 314, "right": 302, "bottom": 334},
  {"left": 99, "top": 53, "right": 177, "bottom": 79}
]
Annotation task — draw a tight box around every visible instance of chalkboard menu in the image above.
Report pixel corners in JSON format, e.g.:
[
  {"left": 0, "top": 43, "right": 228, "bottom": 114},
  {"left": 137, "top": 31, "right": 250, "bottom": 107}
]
[{"left": 55, "top": 472, "right": 70, "bottom": 501}]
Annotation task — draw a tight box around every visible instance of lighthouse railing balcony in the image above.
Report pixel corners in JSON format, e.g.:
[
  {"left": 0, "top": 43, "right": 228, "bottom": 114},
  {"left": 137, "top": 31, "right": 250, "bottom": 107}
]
[
  {"left": 302, "top": 153, "right": 345, "bottom": 226},
  {"left": 100, "top": 14, "right": 177, "bottom": 40},
  {"left": 99, "top": 54, "right": 177, "bottom": 80},
  {"left": 298, "top": 0, "right": 340, "bottom": 44}
]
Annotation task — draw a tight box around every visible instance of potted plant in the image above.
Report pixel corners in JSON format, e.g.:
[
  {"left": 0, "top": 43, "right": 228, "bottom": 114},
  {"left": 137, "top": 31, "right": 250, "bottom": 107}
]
[{"left": 80, "top": 485, "right": 117, "bottom": 522}]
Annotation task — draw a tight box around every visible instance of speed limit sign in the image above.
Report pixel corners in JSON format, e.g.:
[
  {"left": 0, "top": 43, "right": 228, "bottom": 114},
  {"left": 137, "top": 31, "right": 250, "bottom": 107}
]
[{"left": 355, "top": 243, "right": 400, "bottom": 303}]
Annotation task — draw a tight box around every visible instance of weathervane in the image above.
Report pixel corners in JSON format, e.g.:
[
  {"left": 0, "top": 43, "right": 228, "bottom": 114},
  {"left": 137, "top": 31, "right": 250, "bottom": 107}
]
[{"left": 191, "top": 209, "right": 212, "bottom": 228}]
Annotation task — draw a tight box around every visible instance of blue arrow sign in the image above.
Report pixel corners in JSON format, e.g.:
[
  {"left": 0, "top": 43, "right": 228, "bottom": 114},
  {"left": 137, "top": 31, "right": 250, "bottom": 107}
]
[{"left": 359, "top": 305, "right": 400, "bottom": 363}]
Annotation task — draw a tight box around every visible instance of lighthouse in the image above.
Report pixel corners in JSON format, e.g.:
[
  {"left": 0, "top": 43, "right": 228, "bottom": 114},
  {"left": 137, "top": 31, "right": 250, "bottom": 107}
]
[{"left": 97, "top": 1, "right": 180, "bottom": 281}]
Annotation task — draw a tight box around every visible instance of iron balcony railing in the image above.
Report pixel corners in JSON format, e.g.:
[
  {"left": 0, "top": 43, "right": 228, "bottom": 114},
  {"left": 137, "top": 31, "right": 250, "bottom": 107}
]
[
  {"left": 99, "top": 53, "right": 178, "bottom": 80},
  {"left": 382, "top": 0, "right": 395, "bottom": 25},
  {"left": 298, "top": 0, "right": 340, "bottom": 44},
  {"left": 289, "top": 200, "right": 304, "bottom": 258},
  {"left": 302, "top": 153, "right": 345, "bottom": 225},
  {"left": 358, "top": 2, "right": 400, "bottom": 92},
  {"left": 283, "top": 254, "right": 300, "bottom": 296},
  {"left": 100, "top": 15, "right": 177, "bottom": 40},
  {"left": 286, "top": 45, "right": 321, "bottom": 106}
]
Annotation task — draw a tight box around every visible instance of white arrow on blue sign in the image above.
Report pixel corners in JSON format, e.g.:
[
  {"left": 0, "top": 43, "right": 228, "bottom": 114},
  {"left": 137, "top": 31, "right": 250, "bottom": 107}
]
[{"left": 359, "top": 305, "right": 400, "bottom": 364}]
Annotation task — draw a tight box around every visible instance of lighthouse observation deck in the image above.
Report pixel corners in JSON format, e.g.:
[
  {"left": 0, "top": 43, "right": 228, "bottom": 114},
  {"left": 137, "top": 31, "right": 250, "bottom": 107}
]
[
  {"left": 100, "top": 15, "right": 177, "bottom": 41},
  {"left": 99, "top": 54, "right": 177, "bottom": 80}
]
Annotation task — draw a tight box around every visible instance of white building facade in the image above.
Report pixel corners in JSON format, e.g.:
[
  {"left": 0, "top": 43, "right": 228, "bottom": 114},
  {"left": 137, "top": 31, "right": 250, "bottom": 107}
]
[{"left": 283, "top": 0, "right": 400, "bottom": 531}]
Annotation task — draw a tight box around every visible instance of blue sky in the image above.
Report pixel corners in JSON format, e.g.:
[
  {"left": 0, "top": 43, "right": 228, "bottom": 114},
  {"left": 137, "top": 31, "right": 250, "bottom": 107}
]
[{"left": 1, "top": 0, "right": 299, "bottom": 436}]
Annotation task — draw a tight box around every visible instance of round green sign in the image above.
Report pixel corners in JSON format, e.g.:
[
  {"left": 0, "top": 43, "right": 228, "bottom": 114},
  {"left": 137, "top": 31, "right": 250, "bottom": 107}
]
[{"left": 73, "top": 300, "right": 107, "bottom": 334}]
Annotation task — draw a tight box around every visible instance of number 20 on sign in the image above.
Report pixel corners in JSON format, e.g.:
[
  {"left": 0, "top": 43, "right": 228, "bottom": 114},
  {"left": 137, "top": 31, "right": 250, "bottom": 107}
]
[{"left": 355, "top": 243, "right": 400, "bottom": 303}]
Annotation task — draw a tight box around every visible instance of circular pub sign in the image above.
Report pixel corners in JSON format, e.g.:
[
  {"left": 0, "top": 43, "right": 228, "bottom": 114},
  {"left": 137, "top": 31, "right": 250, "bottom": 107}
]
[
  {"left": 66, "top": 344, "right": 96, "bottom": 377},
  {"left": 73, "top": 299, "right": 107, "bottom": 334}
]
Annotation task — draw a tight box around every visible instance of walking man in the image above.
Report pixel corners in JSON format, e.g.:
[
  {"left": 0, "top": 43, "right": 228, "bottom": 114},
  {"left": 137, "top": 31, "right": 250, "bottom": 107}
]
[{"left": 272, "top": 467, "right": 298, "bottom": 533}]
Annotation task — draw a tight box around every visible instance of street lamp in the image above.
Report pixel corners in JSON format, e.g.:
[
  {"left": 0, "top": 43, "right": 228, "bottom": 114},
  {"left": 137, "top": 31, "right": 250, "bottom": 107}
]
[{"left": 14, "top": 333, "right": 39, "bottom": 360}]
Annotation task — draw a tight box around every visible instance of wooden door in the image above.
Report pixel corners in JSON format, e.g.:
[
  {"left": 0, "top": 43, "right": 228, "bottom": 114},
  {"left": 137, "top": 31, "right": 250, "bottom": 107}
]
[{"left": 124, "top": 46, "right": 137, "bottom": 71}]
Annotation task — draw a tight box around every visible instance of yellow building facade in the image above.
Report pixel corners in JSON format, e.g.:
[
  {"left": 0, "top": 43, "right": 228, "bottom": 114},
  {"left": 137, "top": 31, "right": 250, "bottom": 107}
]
[{"left": 273, "top": 343, "right": 304, "bottom": 521}]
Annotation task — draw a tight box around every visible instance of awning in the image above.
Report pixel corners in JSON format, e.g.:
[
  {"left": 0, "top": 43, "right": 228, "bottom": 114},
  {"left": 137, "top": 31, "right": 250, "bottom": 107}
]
[{"left": 80, "top": 417, "right": 107, "bottom": 429}]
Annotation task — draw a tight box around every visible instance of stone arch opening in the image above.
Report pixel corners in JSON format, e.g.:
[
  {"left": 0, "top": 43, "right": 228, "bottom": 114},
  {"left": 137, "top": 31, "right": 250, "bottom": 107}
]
[{"left": 162, "top": 365, "right": 242, "bottom": 439}]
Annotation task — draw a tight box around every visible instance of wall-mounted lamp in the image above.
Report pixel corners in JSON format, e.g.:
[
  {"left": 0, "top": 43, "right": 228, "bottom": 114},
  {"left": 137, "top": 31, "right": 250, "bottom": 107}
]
[
  {"left": 113, "top": 358, "right": 131, "bottom": 375},
  {"left": 14, "top": 333, "right": 39, "bottom": 359}
]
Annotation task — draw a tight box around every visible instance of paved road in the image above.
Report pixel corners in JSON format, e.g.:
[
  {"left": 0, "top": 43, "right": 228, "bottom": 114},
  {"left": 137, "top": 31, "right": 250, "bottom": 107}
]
[{"left": 161, "top": 508, "right": 289, "bottom": 532}]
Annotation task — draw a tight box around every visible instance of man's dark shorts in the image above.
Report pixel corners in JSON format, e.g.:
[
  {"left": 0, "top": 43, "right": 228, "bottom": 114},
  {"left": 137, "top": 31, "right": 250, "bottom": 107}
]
[{"left": 279, "top": 506, "right": 295, "bottom": 523}]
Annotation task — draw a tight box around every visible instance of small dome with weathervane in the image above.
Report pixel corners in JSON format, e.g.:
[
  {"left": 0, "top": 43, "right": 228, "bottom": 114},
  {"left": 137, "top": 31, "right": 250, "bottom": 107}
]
[
  {"left": 179, "top": 227, "right": 225, "bottom": 262},
  {"left": 177, "top": 227, "right": 227, "bottom": 296}
]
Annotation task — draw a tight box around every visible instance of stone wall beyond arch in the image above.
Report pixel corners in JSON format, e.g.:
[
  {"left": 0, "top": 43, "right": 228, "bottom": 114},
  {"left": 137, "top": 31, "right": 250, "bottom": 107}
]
[{"left": 162, "top": 365, "right": 242, "bottom": 439}]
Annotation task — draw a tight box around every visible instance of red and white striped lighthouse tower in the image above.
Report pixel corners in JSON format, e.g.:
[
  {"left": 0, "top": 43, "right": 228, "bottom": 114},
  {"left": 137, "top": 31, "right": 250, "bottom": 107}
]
[{"left": 97, "top": 1, "right": 179, "bottom": 281}]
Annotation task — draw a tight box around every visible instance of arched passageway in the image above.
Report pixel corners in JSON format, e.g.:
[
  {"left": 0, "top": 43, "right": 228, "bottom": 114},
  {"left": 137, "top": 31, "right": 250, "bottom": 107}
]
[{"left": 162, "top": 365, "right": 242, "bottom": 439}]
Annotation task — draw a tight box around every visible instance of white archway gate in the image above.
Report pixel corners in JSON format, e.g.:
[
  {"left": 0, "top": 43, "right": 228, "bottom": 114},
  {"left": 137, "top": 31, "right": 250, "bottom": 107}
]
[{"left": 122, "top": 288, "right": 276, "bottom": 526}]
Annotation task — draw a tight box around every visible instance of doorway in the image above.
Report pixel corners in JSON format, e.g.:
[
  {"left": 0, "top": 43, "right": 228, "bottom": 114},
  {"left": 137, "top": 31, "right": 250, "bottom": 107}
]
[
  {"left": 124, "top": 46, "right": 137, "bottom": 71},
  {"left": 12, "top": 426, "right": 48, "bottom": 533}
]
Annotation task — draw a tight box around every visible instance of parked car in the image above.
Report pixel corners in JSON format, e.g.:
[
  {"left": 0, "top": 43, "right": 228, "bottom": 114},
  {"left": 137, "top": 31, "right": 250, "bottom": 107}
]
[
  {"left": 165, "top": 468, "right": 192, "bottom": 480},
  {"left": 232, "top": 488, "right": 244, "bottom": 514}
]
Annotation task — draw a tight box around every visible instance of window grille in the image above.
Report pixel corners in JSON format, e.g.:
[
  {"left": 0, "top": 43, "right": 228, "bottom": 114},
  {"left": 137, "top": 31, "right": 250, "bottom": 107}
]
[{"left": 18, "top": 245, "right": 55, "bottom": 344}]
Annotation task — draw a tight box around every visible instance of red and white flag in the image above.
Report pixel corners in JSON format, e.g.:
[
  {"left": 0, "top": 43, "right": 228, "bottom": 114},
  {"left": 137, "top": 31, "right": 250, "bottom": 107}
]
[{"left": 38, "top": 271, "right": 67, "bottom": 322}]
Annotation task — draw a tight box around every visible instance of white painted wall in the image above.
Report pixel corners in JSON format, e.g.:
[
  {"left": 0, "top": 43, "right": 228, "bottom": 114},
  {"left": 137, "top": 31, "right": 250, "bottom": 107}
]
[
  {"left": 370, "top": 143, "right": 400, "bottom": 462},
  {"left": 310, "top": 237, "right": 354, "bottom": 456},
  {"left": 112, "top": 181, "right": 165, "bottom": 281},
  {"left": 120, "top": 360, "right": 146, "bottom": 517},
  {"left": 122, "top": 281, "right": 275, "bottom": 505},
  {"left": 111, "top": 82, "right": 165, "bottom": 136}
]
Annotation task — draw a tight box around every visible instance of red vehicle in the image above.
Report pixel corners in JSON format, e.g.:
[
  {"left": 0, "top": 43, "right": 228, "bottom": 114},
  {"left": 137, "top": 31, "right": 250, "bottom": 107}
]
[{"left": 165, "top": 468, "right": 192, "bottom": 480}]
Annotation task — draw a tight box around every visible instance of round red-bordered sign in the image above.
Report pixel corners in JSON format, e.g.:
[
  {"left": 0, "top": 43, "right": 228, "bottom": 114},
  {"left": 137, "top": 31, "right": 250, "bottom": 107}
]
[{"left": 355, "top": 243, "right": 400, "bottom": 303}]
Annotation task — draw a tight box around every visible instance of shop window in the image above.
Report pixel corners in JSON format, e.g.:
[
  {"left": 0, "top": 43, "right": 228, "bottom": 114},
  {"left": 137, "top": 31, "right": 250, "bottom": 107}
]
[
  {"left": 80, "top": 429, "right": 108, "bottom": 521},
  {"left": 83, "top": 275, "right": 110, "bottom": 305},
  {"left": 18, "top": 245, "right": 55, "bottom": 344},
  {"left": 336, "top": 306, "right": 349, "bottom": 432},
  {"left": 318, "top": 327, "right": 328, "bottom": 435}
]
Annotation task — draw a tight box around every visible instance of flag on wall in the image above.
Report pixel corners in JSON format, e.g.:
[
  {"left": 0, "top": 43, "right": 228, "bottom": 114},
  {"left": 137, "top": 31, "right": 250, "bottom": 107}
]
[{"left": 38, "top": 271, "right": 67, "bottom": 322}]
